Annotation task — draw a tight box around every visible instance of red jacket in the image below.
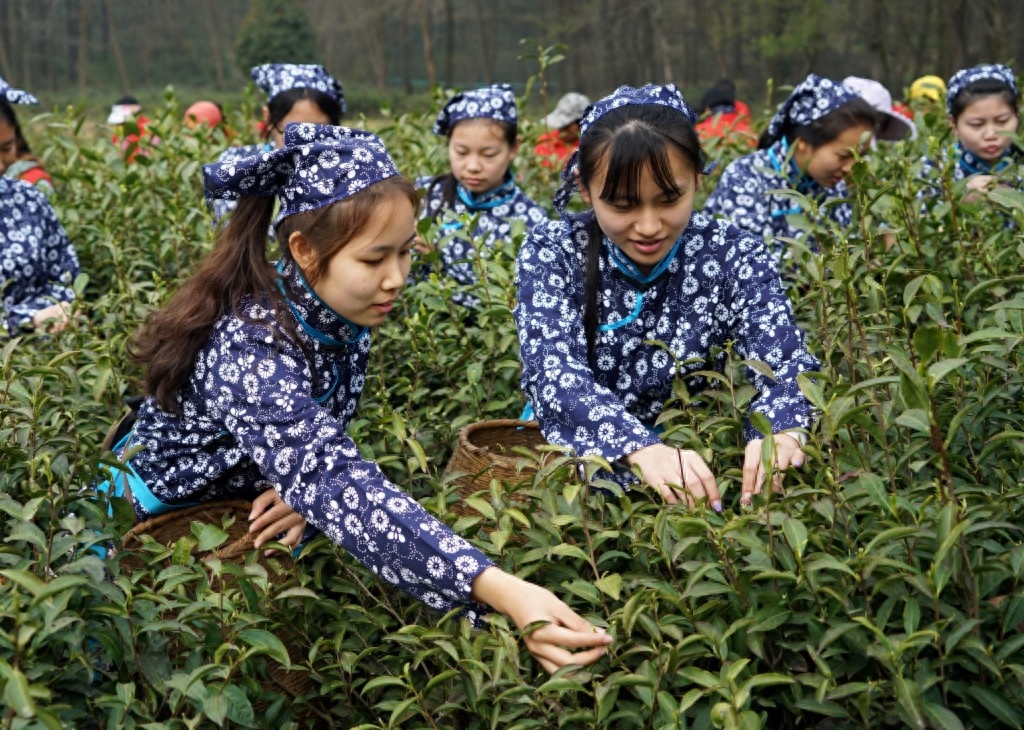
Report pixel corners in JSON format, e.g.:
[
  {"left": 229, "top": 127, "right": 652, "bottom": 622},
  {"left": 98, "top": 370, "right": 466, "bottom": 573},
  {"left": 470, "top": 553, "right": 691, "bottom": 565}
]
[
  {"left": 696, "top": 100, "right": 756, "bottom": 147},
  {"left": 533, "top": 130, "right": 578, "bottom": 170}
]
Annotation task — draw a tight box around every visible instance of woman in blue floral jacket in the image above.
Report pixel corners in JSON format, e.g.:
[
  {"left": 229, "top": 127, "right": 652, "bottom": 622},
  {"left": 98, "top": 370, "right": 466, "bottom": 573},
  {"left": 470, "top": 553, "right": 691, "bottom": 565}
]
[
  {"left": 514, "top": 85, "right": 819, "bottom": 509},
  {"left": 112, "top": 123, "right": 611, "bottom": 673},
  {"left": 0, "top": 176, "right": 78, "bottom": 333},
  {"left": 416, "top": 84, "right": 547, "bottom": 305},
  {"left": 704, "top": 74, "right": 879, "bottom": 262}
]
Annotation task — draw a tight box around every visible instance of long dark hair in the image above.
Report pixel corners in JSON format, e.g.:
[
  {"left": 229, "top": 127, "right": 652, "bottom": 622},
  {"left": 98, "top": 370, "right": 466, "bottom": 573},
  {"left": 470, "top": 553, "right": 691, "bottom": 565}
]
[
  {"left": 131, "top": 175, "right": 418, "bottom": 414},
  {"left": 757, "top": 97, "right": 880, "bottom": 149},
  {"left": 577, "top": 104, "right": 707, "bottom": 359},
  {"left": 425, "top": 118, "right": 517, "bottom": 218},
  {"left": 949, "top": 78, "right": 1020, "bottom": 121},
  {"left": 263, "top": 87, "right": 343, "bottom": 141},
  {"left": 0, "top": 99, "right": 33, "bottom": 158}
]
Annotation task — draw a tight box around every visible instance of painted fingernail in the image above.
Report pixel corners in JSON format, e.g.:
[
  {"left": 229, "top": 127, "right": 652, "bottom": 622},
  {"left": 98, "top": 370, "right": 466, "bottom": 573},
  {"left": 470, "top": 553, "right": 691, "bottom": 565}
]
[
  {"left": 712, "top": 500, "right": 722, "bottom": 513},
  {"left": 792, "top": 457, "right": 804, "bottom": 467}
]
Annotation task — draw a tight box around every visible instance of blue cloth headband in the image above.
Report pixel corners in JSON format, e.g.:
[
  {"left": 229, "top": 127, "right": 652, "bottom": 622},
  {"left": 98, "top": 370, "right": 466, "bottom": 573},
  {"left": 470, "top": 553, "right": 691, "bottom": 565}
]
[
  {"left": 946, "top": 64, "right": 1018, "bottom": 114},
  {"left": 251, "top": 63, "right": 346, "bottom": 113},
  {"left": 0, "top": 74, "right": 39, "bottom": 105},
  {"left": 433, "top": 83, "right": 518, "bottom": 136},
  {"left": 554, "top": 83, "right": 712, "bottom": 217},
  {"left": 763, "top": 74, "right": 860, "bottom": 146},
  {"left": 202, "top": 123, "right": 399, "bottom": 228}
]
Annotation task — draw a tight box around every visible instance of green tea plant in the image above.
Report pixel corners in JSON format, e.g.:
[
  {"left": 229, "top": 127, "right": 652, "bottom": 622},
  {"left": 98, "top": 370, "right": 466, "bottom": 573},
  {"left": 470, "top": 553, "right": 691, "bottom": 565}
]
[{"left": 1, "top": 86, "right": 1024, "bottom": 729}]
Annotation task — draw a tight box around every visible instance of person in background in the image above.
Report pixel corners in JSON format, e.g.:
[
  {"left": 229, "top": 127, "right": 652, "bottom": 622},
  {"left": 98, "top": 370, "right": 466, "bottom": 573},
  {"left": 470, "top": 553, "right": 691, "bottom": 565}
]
[
  {"left": 183, "top": 100, "right": 224, "bottom": 130},
  {"left": 704, "top": 74, "right": 880, "bottom": 262},
  {"left": 108, "top": 95, "right": 155, "bottom": 162},
  {"left": 0, "top": 75, "right": 54, "bottom": 195},
  {"left": 534, "top": 92, "right": 591, "bottom": 170},
  {"left": 210, "top": 63, "right": 345, "bottom": 224},
  {"left": 108, "top": 123, "right": 611, "bottom": 673},
  {"left": 0, "top": 177, "right": 79, "bottom": 333},
  {"left": 907, "top": 74, "right": 948, "bottom": 113},
  {"left": 920, "top": 64, "right": 1021, "bottom": 202},
  {"left": 842, "top": 76, "right": 917, "bottom": 142},
  {"left": 416, "top": 84, "right": 548, "bottom": 306},
  {"left": 694, "top": 78, "right": 755, "bottom": 147},
  {"left": 514, "top": 84, "right": 818, "bottom": 509}
]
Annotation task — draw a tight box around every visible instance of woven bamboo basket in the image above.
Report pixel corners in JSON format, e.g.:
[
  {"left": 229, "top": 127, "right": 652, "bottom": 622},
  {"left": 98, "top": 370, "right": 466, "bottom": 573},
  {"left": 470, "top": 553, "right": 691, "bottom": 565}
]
[
  {"left": 120, "top": 500, "right": 312, "bottom": 701},
  {"left": 442, "top": 419, "right": 549, "bottom": 518}
]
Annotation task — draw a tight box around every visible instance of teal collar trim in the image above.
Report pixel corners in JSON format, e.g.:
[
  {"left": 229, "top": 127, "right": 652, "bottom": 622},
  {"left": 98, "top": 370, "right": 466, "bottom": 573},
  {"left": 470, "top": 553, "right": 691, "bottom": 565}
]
[{"left": 276, "top": 260, "right": 367, "bottom": 346}]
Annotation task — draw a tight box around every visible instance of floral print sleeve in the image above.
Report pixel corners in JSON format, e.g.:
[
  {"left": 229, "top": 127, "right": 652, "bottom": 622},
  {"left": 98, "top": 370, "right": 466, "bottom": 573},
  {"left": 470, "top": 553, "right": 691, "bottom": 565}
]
[
  {"left": 204, "top": 323, "right": 494, "bottom": 618},
  {"left": 719, "top": 224, "right": 819, "bottom": 439},
  {"left": 0, "top": 177, "right": 79, "bottom": 333}
]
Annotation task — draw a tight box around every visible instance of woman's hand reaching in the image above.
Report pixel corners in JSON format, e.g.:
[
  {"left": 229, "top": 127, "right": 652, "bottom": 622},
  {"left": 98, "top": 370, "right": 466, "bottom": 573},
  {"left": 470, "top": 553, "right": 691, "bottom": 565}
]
[
  {"left": 470, "top": 567, "right": 613, "bottom": 674},
  {"left": 248, "top": 487, "right": 307, "bottom": 549}
]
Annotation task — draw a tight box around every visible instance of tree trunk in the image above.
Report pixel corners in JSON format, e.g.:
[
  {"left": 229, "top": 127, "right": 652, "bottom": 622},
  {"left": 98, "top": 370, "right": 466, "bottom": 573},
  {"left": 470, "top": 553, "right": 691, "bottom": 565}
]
[
  {"left": 473, "top": 0, "right": 495, "bottom": 83},
  {"left": 102, "top": 0, "right": 130, "bottom": 92},
  {"left": 413, "top": 0, "right": 437, "bottom": 88},
  {"left": 0, "top": 0, "right": 13, "bottom": 79},
  {"left": 443, "top": 0, "right": 454, "bottom": 87}
]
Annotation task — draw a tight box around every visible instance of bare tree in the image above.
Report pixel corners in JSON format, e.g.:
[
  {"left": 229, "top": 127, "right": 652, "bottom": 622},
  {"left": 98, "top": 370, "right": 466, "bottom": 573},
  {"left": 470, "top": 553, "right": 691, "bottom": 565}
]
[{"left": 412, "top": 0, "right": 438, "bottom": 87}]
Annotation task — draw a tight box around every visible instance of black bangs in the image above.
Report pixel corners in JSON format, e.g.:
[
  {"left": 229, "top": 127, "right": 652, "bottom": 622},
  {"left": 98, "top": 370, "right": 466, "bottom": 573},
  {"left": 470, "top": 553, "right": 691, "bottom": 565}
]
[
  {"left": 951, "top": 79, "right": 1020, "bottom": 121},
  {"left": 598, "top": 121, "right": 683, "bottom": 205}
]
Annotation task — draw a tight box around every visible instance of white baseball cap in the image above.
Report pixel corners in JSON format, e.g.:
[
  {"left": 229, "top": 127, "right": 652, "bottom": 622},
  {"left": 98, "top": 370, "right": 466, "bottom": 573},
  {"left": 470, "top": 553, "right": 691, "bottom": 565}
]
[{"left": 842, "top": 76, "right": 916, "bottom": 141}]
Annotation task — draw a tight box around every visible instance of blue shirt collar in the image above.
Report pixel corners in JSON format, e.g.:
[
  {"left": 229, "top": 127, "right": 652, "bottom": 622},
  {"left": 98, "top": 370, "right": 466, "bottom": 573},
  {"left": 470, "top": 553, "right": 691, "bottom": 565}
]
[
  {"left": 276, "top": 258, "right": 367, "bottom": 346},
  {"left": 956, "top": 143, "right": 1014, "bottom": 176},
  {"left": 603, "top": 232, "right": 684, "bottom": 288},
  {"left": 767, "top": 139, "right": 828, "bottom": 197},
  {"left": 455, "top": 173, "right": 517, "bottom": 211}
]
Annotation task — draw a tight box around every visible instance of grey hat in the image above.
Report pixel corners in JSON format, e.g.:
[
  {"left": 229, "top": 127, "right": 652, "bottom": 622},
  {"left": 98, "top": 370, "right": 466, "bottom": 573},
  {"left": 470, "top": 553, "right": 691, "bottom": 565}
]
[{"left": 542, "top": 92, "right": 591, "bottom": 129}]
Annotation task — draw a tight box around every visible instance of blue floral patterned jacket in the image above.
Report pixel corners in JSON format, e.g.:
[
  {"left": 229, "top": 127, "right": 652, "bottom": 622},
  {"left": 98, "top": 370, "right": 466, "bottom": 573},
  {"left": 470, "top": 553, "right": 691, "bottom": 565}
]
[
  {"left": 0, "top": 177, "right": 79, "bottom": 333},
  {"left": 126, "top": 259, "right": 492, "bottom": 618},
  {"left": 514, "top": 211, "right": 818, "bottom": 482},
  {"left": 416, "top": 174, "right": 547, "bottom": 304},
  {"left": 704, "top": 142, "right": 853, "bottom": 262}
]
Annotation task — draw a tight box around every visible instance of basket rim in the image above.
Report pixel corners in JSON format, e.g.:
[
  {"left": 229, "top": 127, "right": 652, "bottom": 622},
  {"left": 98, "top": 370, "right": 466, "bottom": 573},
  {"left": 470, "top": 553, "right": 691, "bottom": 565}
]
[{"left": 455, "top": 419, "right": 540, "bottom": 454}]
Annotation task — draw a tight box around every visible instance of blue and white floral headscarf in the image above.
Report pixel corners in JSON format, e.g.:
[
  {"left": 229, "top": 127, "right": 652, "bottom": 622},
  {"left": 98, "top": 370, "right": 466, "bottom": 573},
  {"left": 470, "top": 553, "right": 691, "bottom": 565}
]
[
  {"left": 763, "top": 74, "right": 860, "bottom": 146},
  {"left": 251, "top": 63, "right": 346, "bottom": 113},
  {"left": 946, "top": 64, "right": 1019, "bottom": 115},
  {"left": 202, "top": 124, "right": 398, "bottom": 228},
  {"left": 554, "top": 83, "right": 712, "bottom": 217},
  {"left": 0, "top": 74, "right": 39, "bottom": 105},
  {"left": 432, "top": 83, "right": 518, "bottom": 136}
]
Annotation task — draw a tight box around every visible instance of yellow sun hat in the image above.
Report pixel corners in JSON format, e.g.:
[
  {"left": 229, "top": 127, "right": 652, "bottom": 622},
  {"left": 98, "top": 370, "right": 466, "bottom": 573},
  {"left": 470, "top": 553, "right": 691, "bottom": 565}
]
[{"left": 909, "top": 75, "right": 947, "bottom": 103}]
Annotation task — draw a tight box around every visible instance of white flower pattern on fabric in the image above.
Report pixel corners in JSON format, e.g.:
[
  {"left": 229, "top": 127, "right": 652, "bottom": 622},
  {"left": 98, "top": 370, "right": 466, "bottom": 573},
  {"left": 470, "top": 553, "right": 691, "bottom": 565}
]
[
  {"left": 704, "top": 143, "right": 853, "bottom": 263},
  {"left": 416, "top": 174, "right": 547, "bottom": 306},
  {"left": 0, "top": 177, "right": 79, "bottom": 333},
  {"left": 514, "top": 211, "right": 819, "bottom": 487},
  {"left": 123, "top": 258, "right": 493, "bottom": 620}
]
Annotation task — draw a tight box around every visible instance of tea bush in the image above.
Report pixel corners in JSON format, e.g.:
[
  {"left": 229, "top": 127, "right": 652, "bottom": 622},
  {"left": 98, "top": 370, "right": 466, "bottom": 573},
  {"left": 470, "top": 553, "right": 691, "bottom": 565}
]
[{"left": 1, "top": 86, "right": 1023, "bottom": 729}]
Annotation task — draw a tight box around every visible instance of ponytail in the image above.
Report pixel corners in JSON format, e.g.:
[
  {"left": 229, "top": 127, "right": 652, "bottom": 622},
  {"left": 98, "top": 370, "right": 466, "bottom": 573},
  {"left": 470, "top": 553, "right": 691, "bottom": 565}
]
[{"left": 130, "top": 196, "right": 281, "bottom": 413}]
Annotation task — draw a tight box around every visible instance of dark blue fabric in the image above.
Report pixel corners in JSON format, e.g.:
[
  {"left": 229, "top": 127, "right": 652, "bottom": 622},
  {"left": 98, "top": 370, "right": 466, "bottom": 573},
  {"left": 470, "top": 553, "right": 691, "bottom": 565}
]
[
  {"left": 704, "top": 141, "right": 853, "bottom": 261},
  {"left": 120, "top": 258, "right": 494, "bottom": 620},
  {"left": 203, "top": 124, "right": 399, "bottom": 229},
  {"left": 513, "top": 211, "right": 819, "bottom": 487},
  {"left": 0, "top": 177, "right": 79, "bottom": 332},
  {"left": 417, "top": 174, "right": 547, "bottom": 306}
]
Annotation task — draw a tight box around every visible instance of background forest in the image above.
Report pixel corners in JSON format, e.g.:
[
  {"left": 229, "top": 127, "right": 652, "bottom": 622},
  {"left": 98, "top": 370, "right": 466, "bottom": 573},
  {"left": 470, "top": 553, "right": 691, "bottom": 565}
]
[{"left": 1, "top": 0, "right": 1023, "bottom": 114}]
